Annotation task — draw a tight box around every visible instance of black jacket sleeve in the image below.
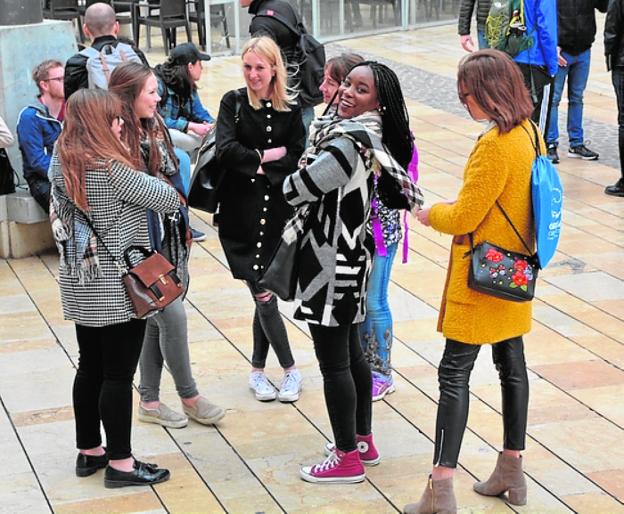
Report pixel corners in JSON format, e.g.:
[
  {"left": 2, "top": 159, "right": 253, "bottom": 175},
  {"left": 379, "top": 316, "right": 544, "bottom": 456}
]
[
  {"left": 595, "top": 0, "right": 609, "bottom": 13},
  {"left": 605, "top": 0, "right": 623, "bottom": 70},
  {"left": 216, "top": 91, "right": 262, "bottom": 178},
  {"left": 262, "top": 106, "right": 305, "bottom": 187},
  {"left": 458, "top": 0, "right": 477, "bottom": 36},
  {"left": 63, "top": 53, "right": 88, "bottom": 101}
]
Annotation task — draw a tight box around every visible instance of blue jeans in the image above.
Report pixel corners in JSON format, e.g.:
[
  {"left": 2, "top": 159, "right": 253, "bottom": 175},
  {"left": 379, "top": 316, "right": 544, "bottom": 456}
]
[
  {"left": 477, "top": 29, "right": 488, "bottom": 50},
  {"left": 174, "top": 147, "right": 191, "bottom": 196},
  {"left": 546, "top": 49, "right": 591, "bottom": 147},
  {"left": 360, "top": 242, "right": 398, "bottom": 377}
]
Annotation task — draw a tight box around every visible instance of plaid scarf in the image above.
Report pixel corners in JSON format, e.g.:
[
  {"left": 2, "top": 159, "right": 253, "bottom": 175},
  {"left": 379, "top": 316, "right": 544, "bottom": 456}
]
[
  {"left": 284, "top": 112, "right": 424, "bottom": 243},
  {"left": 308, "top": 111, "right": 424, "bottom": 210},
  {"left": 49, "top": 153, "right": 103, "bottom": 285}
]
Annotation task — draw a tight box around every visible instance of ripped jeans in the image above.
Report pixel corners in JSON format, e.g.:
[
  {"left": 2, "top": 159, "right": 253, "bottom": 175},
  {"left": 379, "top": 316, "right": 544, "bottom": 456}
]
[
  {"left": 247, "top": 281, "right": 295, "bottom": 369},
  {"left": 360, "top": 243, "right": 398, "bottom": 378}
]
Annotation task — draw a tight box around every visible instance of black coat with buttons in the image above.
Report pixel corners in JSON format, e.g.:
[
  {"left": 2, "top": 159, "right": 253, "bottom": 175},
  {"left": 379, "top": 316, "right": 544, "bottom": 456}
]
[{"left": 216, "top": 88, "right": 305, "bottom": 281}]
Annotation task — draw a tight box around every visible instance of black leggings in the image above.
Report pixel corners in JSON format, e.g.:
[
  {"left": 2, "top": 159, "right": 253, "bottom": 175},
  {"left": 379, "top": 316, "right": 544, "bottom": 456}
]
[
  {"left": 308, "top": 323, "right": 372, "bottom": 452},
  {"left": 73, "top": 319, "right": 146, "bottom": 460},
  {"left": 433, "top": 336, "right": 529, "bottom": 468}
]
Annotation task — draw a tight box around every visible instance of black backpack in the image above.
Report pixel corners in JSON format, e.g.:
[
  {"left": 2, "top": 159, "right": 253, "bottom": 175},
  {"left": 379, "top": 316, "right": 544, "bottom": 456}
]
[{"left": 255, "top": 9, "right": 326, "bottom": 107}]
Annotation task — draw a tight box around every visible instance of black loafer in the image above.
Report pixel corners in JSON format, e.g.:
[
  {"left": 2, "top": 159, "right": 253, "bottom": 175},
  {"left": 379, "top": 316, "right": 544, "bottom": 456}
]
[
  {"left": 75, "top": 451, "right": 109, "bottom": 477},
  {"left": 104, "top": 460, "right": 170, "bottom": 488}
]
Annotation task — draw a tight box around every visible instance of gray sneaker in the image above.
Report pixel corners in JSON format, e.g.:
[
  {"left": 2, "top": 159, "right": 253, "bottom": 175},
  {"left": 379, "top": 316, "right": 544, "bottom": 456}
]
[
  {"left": 182, "top": 396, "right": 225, "bottom": 425},
  {"left": 138, "top": 403, "right": 188, "bottom": 429}
]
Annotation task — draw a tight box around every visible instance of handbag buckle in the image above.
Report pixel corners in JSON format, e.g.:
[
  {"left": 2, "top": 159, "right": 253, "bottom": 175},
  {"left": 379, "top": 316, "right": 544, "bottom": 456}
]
[{"left": 159, "top": 274, "right": 168, "bottom": 285}]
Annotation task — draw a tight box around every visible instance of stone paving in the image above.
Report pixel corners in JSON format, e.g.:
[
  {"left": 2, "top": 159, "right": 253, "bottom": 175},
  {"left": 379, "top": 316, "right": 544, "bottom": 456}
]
[{"left": 1, "top": 17, "right": 624, "bottom": 514}]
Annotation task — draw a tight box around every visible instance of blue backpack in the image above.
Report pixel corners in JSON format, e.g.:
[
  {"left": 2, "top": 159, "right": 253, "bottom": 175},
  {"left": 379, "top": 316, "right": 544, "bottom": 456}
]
[{"left": 525, "top": 122, "right": 563, "bottom": 268}]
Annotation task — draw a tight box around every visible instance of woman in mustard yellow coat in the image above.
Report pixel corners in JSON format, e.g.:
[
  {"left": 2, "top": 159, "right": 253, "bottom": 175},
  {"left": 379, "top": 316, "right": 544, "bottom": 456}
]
[{"left": 404, "top": 50, "right": 542, "bottom": 514}]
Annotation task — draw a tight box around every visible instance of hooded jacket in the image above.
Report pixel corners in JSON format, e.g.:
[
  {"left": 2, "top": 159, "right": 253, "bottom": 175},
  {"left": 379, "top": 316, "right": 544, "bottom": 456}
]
[
  {"left": 16, "top": 101, "right": 62, "bottom": 183},
  {"left": 513, "top": 0, "right": 559, "bottom": 77}
]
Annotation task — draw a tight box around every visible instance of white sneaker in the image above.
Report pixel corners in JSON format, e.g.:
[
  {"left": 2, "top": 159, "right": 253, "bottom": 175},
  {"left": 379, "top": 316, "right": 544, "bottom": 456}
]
[
  {"left": 278, "top": 368, "right": 302, "bottom": 402},
  {"left": 248, "top": 371, "right": 276, "bottom": 401}
]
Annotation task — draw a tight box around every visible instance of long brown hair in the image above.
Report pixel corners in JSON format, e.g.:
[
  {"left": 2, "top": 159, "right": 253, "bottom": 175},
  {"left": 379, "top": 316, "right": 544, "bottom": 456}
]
[
  {"left": 108, "top": 62, "right": 175, "bottom": 176},
  {"left": 56, "top": 89, "right": 135, "bottom": 211},
  {"left": 457, "top": 49, "right": 534, "bottom": 133}
]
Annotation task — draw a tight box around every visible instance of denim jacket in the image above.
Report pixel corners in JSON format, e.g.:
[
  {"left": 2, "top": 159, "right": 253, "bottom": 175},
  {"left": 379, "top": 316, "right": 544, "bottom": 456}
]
[{"left": 157, "top": 79, "right": 214, "bottom": 132}]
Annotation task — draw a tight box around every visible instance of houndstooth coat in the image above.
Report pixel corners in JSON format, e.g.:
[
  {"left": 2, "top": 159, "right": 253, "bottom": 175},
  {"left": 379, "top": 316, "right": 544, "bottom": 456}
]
[{"left": 50, "top": 154, "right": 180, "bottom": 327}]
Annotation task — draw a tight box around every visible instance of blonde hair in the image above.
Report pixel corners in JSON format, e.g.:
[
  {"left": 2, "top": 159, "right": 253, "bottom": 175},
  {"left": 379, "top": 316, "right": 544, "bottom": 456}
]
[{"left": 241, "top": 36, "right": 296, "bottom": 112}]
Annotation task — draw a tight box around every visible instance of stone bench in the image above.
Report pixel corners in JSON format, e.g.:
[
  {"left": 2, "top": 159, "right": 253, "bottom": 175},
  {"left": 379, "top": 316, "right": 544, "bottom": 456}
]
[{"left": 0, "top": 190, "right": 54, "bottom": 258}]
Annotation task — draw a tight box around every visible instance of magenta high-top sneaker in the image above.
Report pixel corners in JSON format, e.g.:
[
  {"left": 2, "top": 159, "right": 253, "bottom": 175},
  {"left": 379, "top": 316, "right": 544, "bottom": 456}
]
[
  {"left": 300, "top": 448, "right": 365, "bottom": 483},
  {"left": 324, "top": 433, "right": 380, "bottom": 465}
]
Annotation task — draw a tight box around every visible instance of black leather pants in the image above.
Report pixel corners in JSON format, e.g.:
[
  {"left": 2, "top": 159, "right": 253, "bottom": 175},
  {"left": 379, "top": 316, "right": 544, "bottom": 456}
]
[{"left": 433, "top": 336, "right": 529, "bottom": 468}]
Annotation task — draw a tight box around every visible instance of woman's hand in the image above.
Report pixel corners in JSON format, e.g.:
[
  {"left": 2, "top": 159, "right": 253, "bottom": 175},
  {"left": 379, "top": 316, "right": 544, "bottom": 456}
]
[
  {"left": 188, "top": 122, "right": 213, "bottom": 138},
  {"left": 261, "top": 146, "right": 287, "bottom": 163},
  {"left": 416, "top": 207, "right": 432, "bottom": 226}
]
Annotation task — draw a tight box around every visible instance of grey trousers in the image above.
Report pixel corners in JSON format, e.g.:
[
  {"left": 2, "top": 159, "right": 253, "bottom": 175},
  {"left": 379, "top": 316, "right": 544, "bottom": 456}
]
[
  {"left": 169, "top": 129, "right": 202, "bottom": 153},
  {"left": 138, "top": 297, "right": 199, "bottom": 402}
]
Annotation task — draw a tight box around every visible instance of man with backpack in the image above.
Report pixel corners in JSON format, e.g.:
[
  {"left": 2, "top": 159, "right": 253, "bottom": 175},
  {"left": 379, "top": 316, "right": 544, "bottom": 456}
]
[
  {"left": 458, "top": 0, "right": 492, "bottom": 52},
  {"left": 604, "top": 0, "right": 624, "bottom": 197},
  {"left": 486, "top": 0, "right": 558, "bottom": 133},
  {"left": 545, "top": 0, "right": 608, "bottom": 164},
  {"left": 241, "top": 0, "right": 325, "bottom": 141},
  {"left": 64, "top": 2, "right": 146, "bottom": 99}
]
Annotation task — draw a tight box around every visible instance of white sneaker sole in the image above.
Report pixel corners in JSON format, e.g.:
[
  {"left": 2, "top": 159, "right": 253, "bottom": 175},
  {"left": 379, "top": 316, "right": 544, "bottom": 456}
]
[
  {"left": 299, "top": 468, "right": 366, "bottom": 484},
  {"left": 567, "top": 152, "right": 598, "bottom": 161},
  {"left": 278, "top": 385, "right": 302, "bottom": 403},
  {"left": 372, "top": 383, "right": 396, "bottom": 402},
  {"left": 250, "top": 387, "right": 276, "bottom": 401},
  {"left": 323, "top": 443, "right": 380, "bottom": 466},
  {"left": 138, "top": 413, "right": 188, "bottom": 429}
]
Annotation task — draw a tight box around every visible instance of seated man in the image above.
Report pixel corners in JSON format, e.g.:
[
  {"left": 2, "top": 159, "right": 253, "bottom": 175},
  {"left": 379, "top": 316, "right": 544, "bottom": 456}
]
[
  {"left": 154, "top": 43, "right": 214, "bottom": 154},
  {"left": 17, "top": 60, "right": 65, "bottom": 212}
]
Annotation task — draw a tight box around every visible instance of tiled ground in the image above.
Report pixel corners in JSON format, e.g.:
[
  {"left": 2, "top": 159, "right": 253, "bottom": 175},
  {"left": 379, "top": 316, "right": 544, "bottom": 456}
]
[{"left": 1, "top": 16, "right": 624, "bottom": 514}]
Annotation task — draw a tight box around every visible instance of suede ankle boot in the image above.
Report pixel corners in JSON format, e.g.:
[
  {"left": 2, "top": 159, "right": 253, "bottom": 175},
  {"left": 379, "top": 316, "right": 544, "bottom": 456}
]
[
  {"left": 473, "top": 452, "right": 527, "bottom": 505},
  {"left": 403, "top": 475, "right": 457, "bottom": 514}
]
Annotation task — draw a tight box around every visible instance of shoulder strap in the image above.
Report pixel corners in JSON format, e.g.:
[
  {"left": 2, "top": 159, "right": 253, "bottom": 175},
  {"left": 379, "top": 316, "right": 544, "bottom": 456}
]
[
  {"left": 495, "top": 200, "right": 533, "bottom": 254},
  {"left": 467, "top": 200, "right": 532, "bottom": 257},
  {"left": 256, "top": 8, "right": 303, "bottom": 37},
  {"left": 234, "top": 89, "right": 242, "bottom": 123},
  {"left": 80, "top": 46, "right": 101, "bottom": 59}
]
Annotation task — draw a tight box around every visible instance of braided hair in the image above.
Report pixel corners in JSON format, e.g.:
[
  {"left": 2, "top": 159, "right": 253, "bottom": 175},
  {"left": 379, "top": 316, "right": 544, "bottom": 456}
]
[{"left": 351, "top": 61, "right": 413, "bottom": 169}]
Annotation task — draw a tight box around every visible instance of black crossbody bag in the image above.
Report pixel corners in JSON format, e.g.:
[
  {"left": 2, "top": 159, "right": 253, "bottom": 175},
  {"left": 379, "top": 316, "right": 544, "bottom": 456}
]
[{"left": 467, "top": 201, "right": 538, "bottom": 302}]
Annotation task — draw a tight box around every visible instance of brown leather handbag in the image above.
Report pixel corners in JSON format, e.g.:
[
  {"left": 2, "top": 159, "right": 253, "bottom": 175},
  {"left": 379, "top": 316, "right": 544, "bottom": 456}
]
[{"left": 121, "top": 246, "right": 184, "bottom": 318}]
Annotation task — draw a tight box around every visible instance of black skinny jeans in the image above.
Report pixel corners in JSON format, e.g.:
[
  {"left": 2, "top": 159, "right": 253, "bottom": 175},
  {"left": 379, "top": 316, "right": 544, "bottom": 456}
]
[
  {"left": 613, "top": 67, "right": 624, "bottom": 179},
  {"left": 308, "top": 323, "right": 373, "bottom": 452},
  {"left": 433, "top": 336, "right": 529, "bottom": 468},
  {"left": 73, "top": 319, "right": 146, "bottom": 460},
  {"left": 247, "top": 281, "right": 295, "bottom": 369}
]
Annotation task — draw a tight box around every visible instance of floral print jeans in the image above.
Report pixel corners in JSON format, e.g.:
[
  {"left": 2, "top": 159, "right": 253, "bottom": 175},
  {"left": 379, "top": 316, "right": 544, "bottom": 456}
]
[{"left": 359, "top": 242, "right": 398, "bottom": 378}]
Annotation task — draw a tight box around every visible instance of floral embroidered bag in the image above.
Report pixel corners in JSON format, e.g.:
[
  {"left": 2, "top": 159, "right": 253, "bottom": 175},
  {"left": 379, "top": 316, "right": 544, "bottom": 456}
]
[{"left": 467, "top": 201, "right": 538, "bottom": 302}]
